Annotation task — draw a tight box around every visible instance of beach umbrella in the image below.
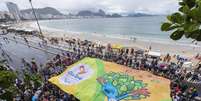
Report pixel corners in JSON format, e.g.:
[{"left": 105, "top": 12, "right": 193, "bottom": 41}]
[
  {"left": 159, "top": 63, "right": 166, "bottom": 68},
  {"left": 158, "top": 63, "right": 168, "bottom": 70}
]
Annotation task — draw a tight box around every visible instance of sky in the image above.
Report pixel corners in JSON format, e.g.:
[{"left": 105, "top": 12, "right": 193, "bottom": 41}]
[{"left": 0, "top": 0, "right": 179, "bottom": 14}]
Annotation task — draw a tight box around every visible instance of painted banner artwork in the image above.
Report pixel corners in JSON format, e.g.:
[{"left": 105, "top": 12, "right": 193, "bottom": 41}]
[{"left": 49, "top": 57, "right": 171, "bottom": 101}]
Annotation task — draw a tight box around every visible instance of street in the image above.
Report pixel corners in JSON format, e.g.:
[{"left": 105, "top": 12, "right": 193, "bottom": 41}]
[{"left": 0, "top": 33, "right": 63, "bottom": 70}]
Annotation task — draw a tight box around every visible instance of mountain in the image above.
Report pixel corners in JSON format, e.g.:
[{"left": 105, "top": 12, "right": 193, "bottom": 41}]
[
  {"left": 105, "top": 13, "right": 122, "bottom": 18},
  {"left": 77, "top": 9, "right": 122, "bottom": 18},
  {"left": 94, "top": 9, "right": 106, "bottom": 16},
  {"left": 110, "top": 13, "right": 122, "bottom": 17},
  {"left": 20, "top": 7, "right": 66, "bottom": 20},
  {"left": 77, "top": 9, "right": 107, "bottom": 17},
  {"left": 77, "top": 10, "right": 94, "bottom": 16},
  {"left": 21, "top": 7, "right": 63, "bottom": 16},
  {"left": 127, "top": 13, "right": 155, "bottom": 17}
]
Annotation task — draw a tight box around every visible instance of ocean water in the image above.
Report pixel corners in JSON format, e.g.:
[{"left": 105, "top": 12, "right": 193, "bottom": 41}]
[{"left": 39, "top": 16, "right": 200, "bottom": 47}]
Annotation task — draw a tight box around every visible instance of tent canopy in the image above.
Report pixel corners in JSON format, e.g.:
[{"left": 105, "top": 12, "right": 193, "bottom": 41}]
[
  {"left": 111, "top": 44, "right": 123, "bottom": 49},
  {"left": 182, "top": 61, "right": 194, "bottom": 71},
  {"left": 148, "top": 51, "right": 161, "bottom": 57}
]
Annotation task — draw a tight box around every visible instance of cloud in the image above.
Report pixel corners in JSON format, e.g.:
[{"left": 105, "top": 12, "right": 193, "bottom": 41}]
[{"left": 0, "top": 0, "right": 179, "bottom": 14}]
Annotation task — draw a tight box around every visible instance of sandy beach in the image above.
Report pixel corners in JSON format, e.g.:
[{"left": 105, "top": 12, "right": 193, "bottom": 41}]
[{"left": 15, "top": 21, "right": 201, "bottom": 58}]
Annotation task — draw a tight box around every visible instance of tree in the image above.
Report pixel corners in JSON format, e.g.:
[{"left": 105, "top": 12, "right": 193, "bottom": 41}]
[
  {"left": 24, "top": 72, "right": 43, "bottom": 89},
  {"left": 161, "top": 0, "right": 201, "bottom": 41},
  {"left": 0, "top": 58, "right": 43, "bottom": 100},
  {"left": 0, "top": 60, "right": 18, "bottom": 101}
]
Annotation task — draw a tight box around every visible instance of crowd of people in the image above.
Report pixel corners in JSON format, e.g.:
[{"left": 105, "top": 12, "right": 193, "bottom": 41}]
[
  {"left": 11, "top": 55, "right": 80, "bottom": 101},
  {"left": 45, "top": 36, "right": 201, "bottom": 101},
  {"left": 17, "top": 35, "right": 200, "bottom": 101},
  {"left": 1, "top": 29, "right": 201, "bottom": 101}
]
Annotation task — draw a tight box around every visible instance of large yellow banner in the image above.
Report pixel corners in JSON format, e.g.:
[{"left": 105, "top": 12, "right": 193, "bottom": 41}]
[{"left": 49, "top": 57, "right": 171, "bottom": 101}]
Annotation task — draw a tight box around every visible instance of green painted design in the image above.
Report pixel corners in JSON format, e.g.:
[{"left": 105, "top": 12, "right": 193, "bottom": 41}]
[{"left": 97, "top": 72, "right": 150, "bottom": 100}]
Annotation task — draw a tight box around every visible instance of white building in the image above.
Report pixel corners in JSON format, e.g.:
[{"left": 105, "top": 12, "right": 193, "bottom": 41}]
[
  {"left": 40, "top": 14, "right": 53, "bottom": 19},
  {"left": 0, "top": 11, "right": 5, "bottom": 19},
  {"left": 0, "top": 11, "right": 14, "bottom": 19},
  {"left": 22, "top": 12, "right": 35, "bottom": 20}
]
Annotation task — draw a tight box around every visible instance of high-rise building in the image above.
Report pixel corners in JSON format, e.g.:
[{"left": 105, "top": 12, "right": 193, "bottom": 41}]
[{"left": 6, "top": 2, "right": 21, "bottom": 21}]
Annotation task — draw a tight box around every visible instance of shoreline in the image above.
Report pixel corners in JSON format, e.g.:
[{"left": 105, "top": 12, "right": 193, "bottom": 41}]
[{"left": 15, "top": 21, "right": 201, "bottom": 58}]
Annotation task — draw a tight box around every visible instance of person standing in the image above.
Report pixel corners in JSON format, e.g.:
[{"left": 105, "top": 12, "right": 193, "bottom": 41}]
[{"left": 31, "top": 58, "right": 38, "bottom": 73}]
